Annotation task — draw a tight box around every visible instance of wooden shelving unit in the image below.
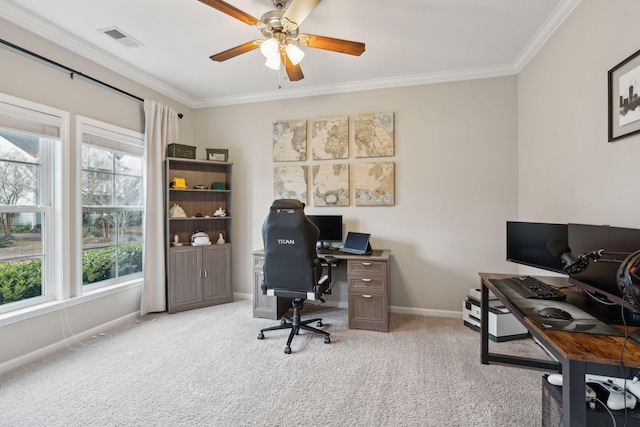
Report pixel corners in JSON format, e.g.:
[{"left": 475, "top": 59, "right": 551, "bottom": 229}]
[{"left": 165, "top": 158, "right": 232, "bottom": 313}]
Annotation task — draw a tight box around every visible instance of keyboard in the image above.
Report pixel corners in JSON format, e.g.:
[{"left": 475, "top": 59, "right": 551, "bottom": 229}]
[{"left": 506, "top": 276, "right": 567, "bottom": 300}]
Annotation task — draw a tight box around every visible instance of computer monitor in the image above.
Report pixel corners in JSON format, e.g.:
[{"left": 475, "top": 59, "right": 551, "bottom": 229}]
[
  {"left": 568, "top": 223, "right": 640, "bottom": 310},
  {"left": 306, "top": 215, "right": 343, "bottom": 247},
  {"left": 506, "top": 221, "right": 568, "bottom": 274}
]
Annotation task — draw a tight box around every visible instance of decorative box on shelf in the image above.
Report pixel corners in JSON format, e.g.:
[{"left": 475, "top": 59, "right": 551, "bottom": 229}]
[
  {"left": 206, "top": 148, "right": 228, "bottom": 162},
  {"left": 167, "top": 143, "right": 196, "bottom": 159}
]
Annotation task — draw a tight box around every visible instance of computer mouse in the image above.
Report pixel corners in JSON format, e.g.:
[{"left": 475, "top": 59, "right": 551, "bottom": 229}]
[{"left": 537, "top": 307, "right": 573, "bottom": 320}]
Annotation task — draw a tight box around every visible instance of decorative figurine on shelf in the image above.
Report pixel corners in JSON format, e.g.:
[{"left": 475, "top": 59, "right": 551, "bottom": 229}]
[
  {"left": 173, "top": 234, "right": 183, "bottom": 246},
  {"left": 191, "top": 231, "right": 211, "bottom": 246},
  {"left": 213, "top": 207, "right": 226, "bottom": 217},
  {"left": 216, "top": 233, "right": 225, "bottom": 244},
  {"left": 169, "top": 177, "right": 187, "bottom": 189},
  {"left": 169, "top": 203, "right": 187, "bottom": 218}
]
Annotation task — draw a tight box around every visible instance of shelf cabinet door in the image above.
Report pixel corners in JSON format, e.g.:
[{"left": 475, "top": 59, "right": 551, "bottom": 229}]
[
  {"left": 202, "top": 244, "right": 232, "bottom": 304},
  {"left": 168, "top": 246, "right": 202, "bottom": 311}
]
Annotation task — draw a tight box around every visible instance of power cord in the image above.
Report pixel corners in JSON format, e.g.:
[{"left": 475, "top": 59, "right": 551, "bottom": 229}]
[
  {"left": 585, "top": 289, "right": 619, "bottom": 305},
  {"left": 592, "top": 397, "right": 618, "bottom": 427},
  {"left": 618, "top": 298, "right": 636, "bottom": 427},
  {"left": 59, "top": 299, "right": 112, "bottom": 351}
]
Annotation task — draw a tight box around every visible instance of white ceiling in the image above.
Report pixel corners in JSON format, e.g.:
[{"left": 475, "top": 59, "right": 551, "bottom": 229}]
[{"left": 1, "top": 0, "right": 582, "bottom": 108}]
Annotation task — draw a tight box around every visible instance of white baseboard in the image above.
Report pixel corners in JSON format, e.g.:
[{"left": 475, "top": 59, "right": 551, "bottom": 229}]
[
  {"left": 390, "top": 305, "right": 462, "bottom": 318},
  {"left": 233, "top": 292, "right": 252, "bottom": 300},
  {"left": 243, "top": 293, "right": 462, "bottom": 318},
  {"left": 0, "top": 311, "right": 139, "bottom": 375}
]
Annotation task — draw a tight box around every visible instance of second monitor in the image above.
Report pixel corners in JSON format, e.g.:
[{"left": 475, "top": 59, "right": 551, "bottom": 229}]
[{"left": 306, "top": 215, "right": 343, "bottom": 248}]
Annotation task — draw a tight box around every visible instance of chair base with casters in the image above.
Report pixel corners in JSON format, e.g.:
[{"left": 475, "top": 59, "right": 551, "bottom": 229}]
[{"left": 257, "top": 298, "right": 330, "bottom": 354}]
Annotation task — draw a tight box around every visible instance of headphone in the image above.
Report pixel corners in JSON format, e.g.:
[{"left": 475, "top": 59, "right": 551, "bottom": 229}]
[{"left": 617, "top": 250, "right": 640, "bottom": 311}]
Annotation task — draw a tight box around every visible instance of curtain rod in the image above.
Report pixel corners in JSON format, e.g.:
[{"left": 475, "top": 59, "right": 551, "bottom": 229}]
[{"left": 0, "top": 38, "right": 183, "bottom": 119}]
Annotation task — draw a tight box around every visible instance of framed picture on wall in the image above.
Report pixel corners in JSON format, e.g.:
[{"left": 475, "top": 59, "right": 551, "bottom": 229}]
[{"left": 608, "top": 48, "right": 640, "bottom": 142}]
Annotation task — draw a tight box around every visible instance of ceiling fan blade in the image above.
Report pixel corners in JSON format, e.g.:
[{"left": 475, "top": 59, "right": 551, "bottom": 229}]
[
  {"left": 198, "top": 0, "right": 259, "bottom": 26},
  {"left": 283, "top": 0, "right": 321, "bottom": 26},
  {"left": 281, "top": 52, "right": 304, "bottom": 81},
  {"left": 210, "top": 40, "right": 261, "bottom": 62},
  {"left": 302, "top": 34, "right": 365, "bottom": 56}
]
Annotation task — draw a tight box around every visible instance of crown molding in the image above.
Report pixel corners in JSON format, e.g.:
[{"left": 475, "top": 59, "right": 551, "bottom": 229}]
[
  {"left": 1, "top": 0, "right": 582, "bottom": 109},
  {"left": 192, "top": 64, "right": 518, "bottom": 108},
  {"left": 513, "top": 0, "right": 583, "bottom": 72}
]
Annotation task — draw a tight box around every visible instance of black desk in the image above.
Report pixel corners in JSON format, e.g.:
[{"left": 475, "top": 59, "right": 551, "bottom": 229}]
[{"left": 479, "top": 273, "right": 640, "bottom": 427}]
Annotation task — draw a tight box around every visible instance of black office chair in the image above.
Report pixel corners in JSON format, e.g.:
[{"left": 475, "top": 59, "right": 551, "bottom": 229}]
[{"left": 257, "top": 199, "right": 335, "bottom": 354}]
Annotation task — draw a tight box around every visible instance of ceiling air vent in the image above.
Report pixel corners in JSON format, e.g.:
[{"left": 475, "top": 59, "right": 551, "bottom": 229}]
[{"left": 98, "top": 27, "right": 144, "bottom": 48}]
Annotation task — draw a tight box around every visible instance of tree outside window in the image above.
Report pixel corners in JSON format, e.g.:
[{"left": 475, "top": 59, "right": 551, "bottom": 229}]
[{"left": 0, "top": 130, "right": 46, "bottom": 306}]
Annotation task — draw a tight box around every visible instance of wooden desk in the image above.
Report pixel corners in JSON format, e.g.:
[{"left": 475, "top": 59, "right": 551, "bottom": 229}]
[
  {"left": 253, "top": 249, "right": 391, "bottom": 331},
  {"left": 479, "top": 273, "right": 640, "bottom": 426}
]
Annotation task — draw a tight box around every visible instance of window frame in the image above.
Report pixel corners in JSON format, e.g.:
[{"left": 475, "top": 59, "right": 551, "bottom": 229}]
[
  {"left": 0, "top": 93, "right": 68, "bottom": 313},
  {"left": 76, "top": 116, "right": 145, "bottom": 295}
]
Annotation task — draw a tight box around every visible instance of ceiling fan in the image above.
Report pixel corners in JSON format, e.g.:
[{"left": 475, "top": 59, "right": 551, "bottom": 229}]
[{"left": 198, "top": 0, "right": 366, "bottom": 81}]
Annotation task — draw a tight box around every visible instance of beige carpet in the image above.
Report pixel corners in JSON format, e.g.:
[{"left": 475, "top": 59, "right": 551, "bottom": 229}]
[{"left": 0, "top": 299, "right": 552, "bottom": 426}]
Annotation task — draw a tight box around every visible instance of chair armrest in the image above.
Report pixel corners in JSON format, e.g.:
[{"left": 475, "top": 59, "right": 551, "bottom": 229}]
[
  {"left": 315, "top": 256, "right": 338, "bottom": 299},
  {"left": 318, "top": 255, "right": 338, "bottom": 266}
]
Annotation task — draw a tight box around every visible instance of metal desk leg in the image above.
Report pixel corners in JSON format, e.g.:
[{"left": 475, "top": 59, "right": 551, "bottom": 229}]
[
  {"left": 563, "top": 359, "right": 586, "bottom": 426},
  {"left": 481, "top": 281, "right": 489, "bottom": 364}
]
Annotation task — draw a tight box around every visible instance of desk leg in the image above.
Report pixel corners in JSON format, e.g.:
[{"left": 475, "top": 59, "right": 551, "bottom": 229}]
[
  {"left": 562, "top": 360, "right": 586, "bottom": 427},
  {"left": 480, "top": 280, "right": 490, "bottom": 364}
]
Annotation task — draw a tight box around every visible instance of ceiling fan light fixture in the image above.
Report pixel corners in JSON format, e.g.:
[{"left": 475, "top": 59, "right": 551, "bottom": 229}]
[
  {"left": 265, "top": 53, "right": 281, "bottom": 70},
  {"left": 285, "top": 42, "right": 304, "bottom": 65},
  {"left": 201, "top": 0, "right": 365, "bottom": 82},
  {"left": 260, "top": 37, "right": 279, "bottom": 58}
]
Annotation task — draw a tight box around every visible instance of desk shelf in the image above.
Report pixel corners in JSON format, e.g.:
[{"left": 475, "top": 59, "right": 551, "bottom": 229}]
[{"left": 542, "top": 375, "right": 640, "bottom": 427}]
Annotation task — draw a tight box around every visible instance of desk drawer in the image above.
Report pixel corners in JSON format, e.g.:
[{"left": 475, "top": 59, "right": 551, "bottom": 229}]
[
  {"left": 348, "top": 292, "right": 389, "bottom": 332},
  {"left": 348, "top": 276, "right": 386, "bottom": 293},
  {"left": 347, "top": 260, "right": 386, "bottom": 277}
]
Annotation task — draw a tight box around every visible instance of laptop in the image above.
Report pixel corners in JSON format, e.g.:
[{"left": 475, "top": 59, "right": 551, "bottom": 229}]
[{"left": 340, "top": 232, "right": 373, "bottom": 255}]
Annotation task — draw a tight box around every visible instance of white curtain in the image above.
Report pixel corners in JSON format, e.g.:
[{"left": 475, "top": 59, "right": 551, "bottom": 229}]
[{"left": 140, "top": 100, "right": 179, "bottom": 316}]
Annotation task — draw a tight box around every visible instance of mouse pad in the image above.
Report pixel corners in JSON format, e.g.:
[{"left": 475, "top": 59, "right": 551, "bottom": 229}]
[{"left": 491, "top": 279, "right": 624, "bottom": 337}]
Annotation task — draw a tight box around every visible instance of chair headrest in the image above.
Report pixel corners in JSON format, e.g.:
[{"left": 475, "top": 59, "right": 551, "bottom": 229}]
[{"left": 270, "top": 199, "right": 305, "bottom": 210}]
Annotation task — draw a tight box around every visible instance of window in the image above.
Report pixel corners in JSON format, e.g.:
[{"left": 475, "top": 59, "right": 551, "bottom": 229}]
[
  {"left": 79, "top": 117, "right": 144, "bottom": 288},
  {"left": 0, "top": 94, "right": 63, "bottom": 309},
  {"left": 0, "top": 94, "right": 145, "bottom": 318}
]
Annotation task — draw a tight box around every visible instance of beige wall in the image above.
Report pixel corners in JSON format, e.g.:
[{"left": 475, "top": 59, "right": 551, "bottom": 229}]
[
  {"left": 518, "top": 0, "right": 640, "bottom": 230},
  {"left": 195, "top": 77, "right": 520, "bottom": 313}
]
